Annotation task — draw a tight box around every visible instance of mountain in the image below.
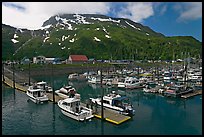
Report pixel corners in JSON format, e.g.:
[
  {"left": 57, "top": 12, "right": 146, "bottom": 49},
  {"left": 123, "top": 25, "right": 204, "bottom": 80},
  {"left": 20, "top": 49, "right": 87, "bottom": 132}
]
[{"left": 2, "top": 14, "right": 202, "bottom": 61}]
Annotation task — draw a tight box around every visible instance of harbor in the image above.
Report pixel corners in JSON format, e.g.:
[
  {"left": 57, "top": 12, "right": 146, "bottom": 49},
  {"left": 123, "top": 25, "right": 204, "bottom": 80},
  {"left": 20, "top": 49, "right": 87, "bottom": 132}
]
[
  {"left": 2, "top": 56, "right": 202, "bottom": 134},
  {"left": 2, "top": 74, "right": 202, "bottom": 135}
]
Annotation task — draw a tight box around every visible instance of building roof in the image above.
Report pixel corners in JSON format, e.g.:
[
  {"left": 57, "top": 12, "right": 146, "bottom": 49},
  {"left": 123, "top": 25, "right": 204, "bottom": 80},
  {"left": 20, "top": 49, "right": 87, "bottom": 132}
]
[{"left": 69, "top": 55, "right": 88, "bottom": 61}]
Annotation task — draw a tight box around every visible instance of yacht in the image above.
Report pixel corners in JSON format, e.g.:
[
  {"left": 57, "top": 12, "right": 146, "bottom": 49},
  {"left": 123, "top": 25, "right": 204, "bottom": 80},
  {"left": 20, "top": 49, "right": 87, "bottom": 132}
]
[
  {"left": 88, "top": 76, "right": 101, "bottom": 84},
  {"left": 26, "top": 85, "right": 49, "bottom": 104},
  {"left": 119, "top": 77, "right": 144, "bottom": 89},
  {"left": 58, "top": 94, "right": 94, "bottom": 121},
  {"left": 36, "top": 81, "right": 53, "bottom": 93},
  {"left": 90, "top": 91, "right": 135, "bottom": 116},
  {"left": 55, "top": 85, "right": 76, "bottom": 99}
]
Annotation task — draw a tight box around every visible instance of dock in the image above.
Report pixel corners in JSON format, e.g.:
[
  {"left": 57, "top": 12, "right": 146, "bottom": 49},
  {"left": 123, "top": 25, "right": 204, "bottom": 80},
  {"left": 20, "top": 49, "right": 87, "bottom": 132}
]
[
  {"left": 2, "top": 76, "right": 28, "bottom": 93},
  {"left": 181, "top": 90, "right": 202, "bottom": 99},
  {"left": 93, "top": 107, "right": 131, "bottom": 125}
]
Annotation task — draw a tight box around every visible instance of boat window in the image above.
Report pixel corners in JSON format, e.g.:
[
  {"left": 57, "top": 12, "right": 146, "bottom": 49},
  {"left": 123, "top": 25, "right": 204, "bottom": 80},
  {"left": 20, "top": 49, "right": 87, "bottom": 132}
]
[
  {"left": 103, "top": 100, "right": 110, "bottom": 105},
  {"left": 62, "top": 102, "right": 69, "bottom": 106}
]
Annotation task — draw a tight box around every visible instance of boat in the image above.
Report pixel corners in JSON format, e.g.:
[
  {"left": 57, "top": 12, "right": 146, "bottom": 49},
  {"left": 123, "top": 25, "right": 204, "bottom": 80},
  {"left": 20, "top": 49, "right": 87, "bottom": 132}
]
[
  {"left": 122, "top": 77, "right": 144, "bottom": 89},
  {"left": 68, "top": 73, "right": 87, "bottom": 81},
  {"left": 36, "top": 81, "right": 53, "bottom": 93},
  {"left": 88, "top": 76, "right": 101, "bottom": 84},
  {"left": 26, "top": 85, "right": 49, "bottom": 104},
  {"left": 163, "top": 84, "right": 194, "bottom": 98},
  {"left": 58, "top": 94, "right": 94, "bottom": 121},
  {"left": 55, "top": 85, "right": 76, "bottom": 99},
  {"left": 90, "top": 91, "right": 135, "bottom": 116},
  {"left": 163, "top": 71, "right": 172, "bottom": 81}
]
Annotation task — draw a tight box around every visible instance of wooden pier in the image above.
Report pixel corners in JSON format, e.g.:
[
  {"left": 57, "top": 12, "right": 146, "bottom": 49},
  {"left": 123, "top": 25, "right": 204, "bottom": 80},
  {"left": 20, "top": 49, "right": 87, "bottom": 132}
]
[{"left": 181, "top": 90, "right": 202, "bottom": 99}]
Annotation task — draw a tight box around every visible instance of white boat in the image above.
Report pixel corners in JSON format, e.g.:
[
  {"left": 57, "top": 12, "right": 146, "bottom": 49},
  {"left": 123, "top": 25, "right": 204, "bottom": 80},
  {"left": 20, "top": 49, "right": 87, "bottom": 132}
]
[
  {"left": 88, "top": 76, "right": 101, "bottom": 84},
  {"left": 36, "top": 81, "right": 53, "bottom": 93},
  {"left": 58, "top": 94, "right": 94, "bottom": 121},
  {"left": 143, "top": 85, "right": 151, "bottom": 93},
  {"left": 26, "top": 85, "right": 49, "bottom": 104},
  {"left": 55, "top": 85, "right": 76, "bottom": 99},
  {"left": 163, "top": 71, "right": 171, "bottom": 80},
  {"left": 122, "top": 77, "right": 144, "bottom": 89},
  {"left": 90, "top": 91, "right": 135, "bottom": 116}
]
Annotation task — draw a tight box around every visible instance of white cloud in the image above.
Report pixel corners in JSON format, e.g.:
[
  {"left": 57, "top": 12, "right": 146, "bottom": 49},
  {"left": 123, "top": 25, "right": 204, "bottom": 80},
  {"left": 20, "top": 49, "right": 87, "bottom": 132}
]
[
  {"left": 2, "top": 2, "right": 110, "bottom": 30},
  {"left": 116, "top": 2, "right": 154, "bottom": 23},
  {"left": 175, "top": 2, "right": 202, "bottom": 22}
]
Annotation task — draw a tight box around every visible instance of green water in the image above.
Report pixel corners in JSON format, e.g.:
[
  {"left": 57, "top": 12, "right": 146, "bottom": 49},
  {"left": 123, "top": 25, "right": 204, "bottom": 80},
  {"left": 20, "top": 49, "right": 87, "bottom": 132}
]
[{"left": 2, "top": 74, "right": 202, "bottom": 135}]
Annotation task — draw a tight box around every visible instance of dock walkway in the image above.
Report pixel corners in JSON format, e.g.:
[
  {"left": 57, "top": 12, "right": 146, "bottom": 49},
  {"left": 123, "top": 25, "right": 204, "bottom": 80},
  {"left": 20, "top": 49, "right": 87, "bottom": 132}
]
[
  {"left": 93, "top": 107, "right": 131, "bottom": 125},
  {"left": 181, "top": 90, "right": 202, "bottom": 99},
  {"left": 2, "top": 76, "right": 28, "bottom": 92}
]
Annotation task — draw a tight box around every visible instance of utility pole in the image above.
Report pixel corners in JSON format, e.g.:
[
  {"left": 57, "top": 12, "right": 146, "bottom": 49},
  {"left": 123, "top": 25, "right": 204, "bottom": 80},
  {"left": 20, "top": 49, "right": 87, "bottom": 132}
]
[
  {"left": 12, "top": 62, "right": 16, "bottom": 90},
  {"left": 2, "top": 61, "right": 5, "bottom": 82},
  {"left": 52, "top": 63, "right": 55, "bottom": 103},
  {"left": 100, "top": 67, "right": 104, "bottom": 120},
  {"left": 28, "top": 61, "right": 31, "bottom": 86}
]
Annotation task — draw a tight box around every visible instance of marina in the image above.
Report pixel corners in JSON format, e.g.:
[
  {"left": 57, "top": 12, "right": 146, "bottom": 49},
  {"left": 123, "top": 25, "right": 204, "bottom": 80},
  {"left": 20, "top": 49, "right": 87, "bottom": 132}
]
[
  {"left": 2, "top": 75, "right": 202, "bottom": 135},
  {"left": 2, "top": 59, "right": 202, "bottom": 134}
]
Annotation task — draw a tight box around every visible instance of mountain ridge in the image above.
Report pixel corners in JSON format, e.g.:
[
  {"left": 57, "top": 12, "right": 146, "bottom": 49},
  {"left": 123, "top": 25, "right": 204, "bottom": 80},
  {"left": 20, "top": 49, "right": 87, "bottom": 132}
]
[{"left": 2, "top": 14, "right": 202, "bottom": 61}]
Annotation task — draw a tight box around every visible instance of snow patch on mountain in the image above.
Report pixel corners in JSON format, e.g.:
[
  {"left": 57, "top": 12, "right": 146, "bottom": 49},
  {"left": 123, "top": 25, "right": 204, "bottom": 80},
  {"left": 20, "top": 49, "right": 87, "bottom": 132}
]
[
  {"left": 14, "top": 34, "right": 19, "bottom": 39},
  {"left": 105, "top": 35, "right": 111, "bottom": 38},
  {"left": 95, "top": 28, "right": 100, "bottom": 31},
  {"left": 11, "top": 39, "right": 19, "bottom": 43},
  {"left": 62, "top": 35, "right": 70, "bottom": 41},
  {"left": 69, "top": 38, "right": 75, "bottom": 43},
  {"left": 125, "top": 21, "right": 141, "bottom": 31},
  {"left": 73, "top": 14, "right": 92, "bottom": 24},
  {"left": 43, "top": 37, "right": 50, "bottom": 42},
  {"left": 94, "top": 37, "right": 101, "bottom": 42},
  {"left": 102, "top": 27, "right": 109, "bottom": 34},
  {"left": 41, "top": 25, "right": 52, "bottom": 30},
  {"left": 91, "top": 17, "right": 120, "bottom": 23},
  {"left": 125, "top": 21, "right": 136, "bottom": 29}
]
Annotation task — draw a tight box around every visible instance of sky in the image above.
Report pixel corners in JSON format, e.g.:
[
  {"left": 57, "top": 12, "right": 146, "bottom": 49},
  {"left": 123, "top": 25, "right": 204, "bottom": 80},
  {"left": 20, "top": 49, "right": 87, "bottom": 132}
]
[{"left": 2, "top": 2, "right": 202, "bottom": 42}]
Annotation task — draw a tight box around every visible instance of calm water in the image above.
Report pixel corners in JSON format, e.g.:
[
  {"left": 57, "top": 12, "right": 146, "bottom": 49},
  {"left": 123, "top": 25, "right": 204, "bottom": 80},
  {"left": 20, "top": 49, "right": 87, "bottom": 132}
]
[{"left": 2, "top": 75, "right": 202, "bottom": 135}]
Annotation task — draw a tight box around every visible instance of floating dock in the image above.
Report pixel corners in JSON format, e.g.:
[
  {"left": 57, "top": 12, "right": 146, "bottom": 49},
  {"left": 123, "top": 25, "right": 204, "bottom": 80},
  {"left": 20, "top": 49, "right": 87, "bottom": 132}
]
[
  {"left": 2, "top": 76, "right": 28, "bottom": 93},
  {"left": 93, "top": 107, "right": 131, "bottom": 125},
  {"left": 181, "top": 90, "right": 202, "bottom": 99}
]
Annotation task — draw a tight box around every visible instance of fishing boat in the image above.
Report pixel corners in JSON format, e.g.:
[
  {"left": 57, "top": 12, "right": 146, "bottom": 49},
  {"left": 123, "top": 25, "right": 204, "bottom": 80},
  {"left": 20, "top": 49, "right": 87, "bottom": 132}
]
[
  {"left": 88, "top": 76, "right": 101, "bottom": 84},
  {"left": 90, "top": 91, "right": 135, "bottom": 116},
  {"left": 58, "top": 94, "right": 94, "bottom": 121},
  {"left": 36, "top": 81, "right": 53, "bottom": 93},
  {"left": 55, "top": 85, "right": 76, "bottom": 99},
  {"left": 122, "top": 77, "right": 144, "bottom": 89},
  {"left": 26, "top": 85, "right": 49, "bottom": 104}
]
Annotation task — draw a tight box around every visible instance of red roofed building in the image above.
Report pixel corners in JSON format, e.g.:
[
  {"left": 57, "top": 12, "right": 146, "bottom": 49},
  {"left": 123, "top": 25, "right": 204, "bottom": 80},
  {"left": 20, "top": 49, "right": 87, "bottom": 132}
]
[{"left": 67, "top": 55, "right": 88, "bottom": 64}]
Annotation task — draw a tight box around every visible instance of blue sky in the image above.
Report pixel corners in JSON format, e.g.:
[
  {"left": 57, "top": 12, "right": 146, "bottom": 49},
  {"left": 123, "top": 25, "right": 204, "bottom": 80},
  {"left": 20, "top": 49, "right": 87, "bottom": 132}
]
[{"left": 2, "top": 2, "right": 202, "bottom": 41}]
